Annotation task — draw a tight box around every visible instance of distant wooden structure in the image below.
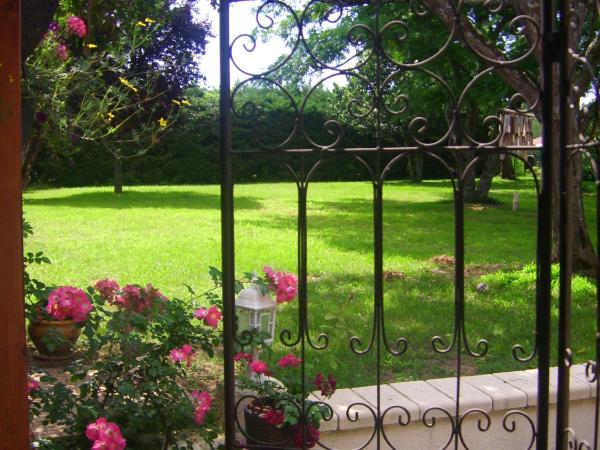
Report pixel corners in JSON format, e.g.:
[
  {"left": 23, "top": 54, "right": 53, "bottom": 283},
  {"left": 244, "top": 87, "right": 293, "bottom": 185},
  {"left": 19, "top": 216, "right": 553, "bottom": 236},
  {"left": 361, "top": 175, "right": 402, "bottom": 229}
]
[{"left": 499, "top": 109, "right": 535, "bottom": 179}]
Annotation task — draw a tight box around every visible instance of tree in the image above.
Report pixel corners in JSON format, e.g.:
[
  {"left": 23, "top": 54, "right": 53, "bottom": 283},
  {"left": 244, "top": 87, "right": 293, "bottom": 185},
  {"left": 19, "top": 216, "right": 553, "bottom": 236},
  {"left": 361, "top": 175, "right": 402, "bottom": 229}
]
[
  {"left": 21, "top": 0, "right": 212, "bottom": 192},
  {"left": 420, "top": 0, "right": 598, "bottom": 268},
  {"left": 256, "top": 0, "right": 598, "bottom": 269}
]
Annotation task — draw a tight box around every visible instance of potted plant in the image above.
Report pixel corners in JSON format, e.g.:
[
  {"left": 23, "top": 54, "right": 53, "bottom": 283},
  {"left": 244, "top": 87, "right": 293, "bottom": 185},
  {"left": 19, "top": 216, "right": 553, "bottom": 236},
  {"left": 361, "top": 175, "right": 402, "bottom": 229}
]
[
  {"left": 26, "top": 285, "right": 94, "bottom": 358},
  {"left": 235, "top": 352, "right": 336, "bottom": 449}
]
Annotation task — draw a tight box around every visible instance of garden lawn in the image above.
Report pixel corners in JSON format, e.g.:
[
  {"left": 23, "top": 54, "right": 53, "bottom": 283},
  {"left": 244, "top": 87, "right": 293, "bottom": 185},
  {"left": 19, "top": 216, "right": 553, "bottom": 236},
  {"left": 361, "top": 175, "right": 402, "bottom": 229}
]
[{"left": 23, "top": 179, "right": 598, "bottom": 388}]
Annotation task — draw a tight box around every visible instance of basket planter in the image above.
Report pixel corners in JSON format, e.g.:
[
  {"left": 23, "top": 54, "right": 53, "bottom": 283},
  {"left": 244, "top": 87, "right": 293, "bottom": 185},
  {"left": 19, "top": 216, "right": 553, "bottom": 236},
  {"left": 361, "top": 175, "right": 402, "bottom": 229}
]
[
  {"left": 243, "top": 402, "right": 290, "bottom": 450},
  {"left": 28, "top": 319, "right": 81, "bottom": 359}
]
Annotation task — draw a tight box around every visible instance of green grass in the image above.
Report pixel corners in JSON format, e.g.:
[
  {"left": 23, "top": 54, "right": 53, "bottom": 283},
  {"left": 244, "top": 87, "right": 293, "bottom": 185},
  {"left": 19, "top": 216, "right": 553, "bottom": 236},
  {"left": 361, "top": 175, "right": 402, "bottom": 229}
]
[{"left": 23, "top": 179, "right": 598, "bottom": 388}]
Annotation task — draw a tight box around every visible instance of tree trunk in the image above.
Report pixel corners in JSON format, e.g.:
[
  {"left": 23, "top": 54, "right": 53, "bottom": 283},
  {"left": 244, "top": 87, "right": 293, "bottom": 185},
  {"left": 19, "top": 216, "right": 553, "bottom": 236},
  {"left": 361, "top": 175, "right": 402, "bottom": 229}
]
[
  {"left": 500, "top": 156, "right": 516, "bottom": 180},
  {"left": 475, "top": 153, "right": 500, "bottom": 202},
  {"left": 425, "top": 0, "right": 597, "bottom": 272},
  {"left": 554, "top": 134, "right": 596, "bottom": 271},
  {"left": 22, "top": 124, "right": 47, "bottom": 189},
  {"left": 407, "top": 154, "right": 423, "bottom": 182},
  {"left": 113, "top": 155, "right": 123, "bottom": 194}
]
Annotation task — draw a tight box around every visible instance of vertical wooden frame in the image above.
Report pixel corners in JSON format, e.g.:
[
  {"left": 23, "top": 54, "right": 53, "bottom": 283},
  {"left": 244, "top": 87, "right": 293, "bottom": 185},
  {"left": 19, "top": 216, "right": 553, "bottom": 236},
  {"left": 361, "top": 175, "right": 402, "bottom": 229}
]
[{"left": 0, "top": 0, "right": 30, "bottom": 448}]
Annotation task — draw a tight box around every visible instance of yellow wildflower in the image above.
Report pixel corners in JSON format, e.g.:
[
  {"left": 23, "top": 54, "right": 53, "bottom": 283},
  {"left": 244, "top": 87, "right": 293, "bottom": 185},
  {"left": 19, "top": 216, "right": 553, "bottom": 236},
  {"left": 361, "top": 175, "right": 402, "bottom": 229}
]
[
  {"left": 171, "top": 99, "right": 181, "bottom": 106},
  {"left": 106, "top": 112, "right": 116, "bottom": 122},
  {"left": 137, "top": 21, "right": 147, "bottom": 27},
  {"left": 144, "top": 18, "right": 156, "bottom": 24},
  {"left": 86, "top": 43, "right": 98, "bottom": 49},
  {"left": 158, "top": 117, "right": 168, "bottom": 128},
  {"left": 119, "top": 77, "right": 138, "bottom": 93},
  {"left": 181, "top": 99, "right": 191, "bottom": 106}
]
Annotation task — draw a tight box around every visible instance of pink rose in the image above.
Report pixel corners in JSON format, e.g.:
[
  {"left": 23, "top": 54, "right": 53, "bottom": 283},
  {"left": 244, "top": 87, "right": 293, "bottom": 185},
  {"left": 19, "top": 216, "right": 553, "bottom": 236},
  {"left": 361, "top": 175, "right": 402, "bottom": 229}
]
[
  {"left": 27, "top": 377, "right": 39, "bottom": 394},
  {"left": 191, "top": 390, "right": 212, "bottom": 425},
  {"left": 86, "top": 418, "right": 126, "bottom": 449},
  {"left": 277, "top": 353, "right": 302, "bottom": 368},
  {"left": 170, "top": 348, "right": 186, "bottom": 363},
  {"left": 193, "top": 308, "right": 207, "bottom": 319},
  {"left": 170, "top": 344, "right": 194, "bottom": 367},
  {"left": 249, "top": 360, "right": 268, "bottom": 375},
  {"left": 195, "top": 306, "right": 222, "bottom": 328},
  {"left": 205, "top": 305, "right": 222, "bottom": 328},
  {"left": 263, "top": 267, "right": 297, "bottom": 304}
]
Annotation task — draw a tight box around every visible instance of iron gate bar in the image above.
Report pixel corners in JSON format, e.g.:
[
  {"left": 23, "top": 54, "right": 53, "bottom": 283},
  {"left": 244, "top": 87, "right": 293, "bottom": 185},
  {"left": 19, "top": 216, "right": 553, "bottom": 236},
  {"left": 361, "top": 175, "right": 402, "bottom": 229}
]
[
  {"left": 220, "top": 1, "right": 237, "bottom": 448},
  {"left": 537, "top": 0, "right": 554, "bottom": 448},
  {"left": 219, "top": 0, "right": 600, "bottom": 448},
  {"left": 228, "top": 146, "right": 550, "bottom": 155},
  {"left": 557, "top": 0, "right": 573, "bottom": 447}
]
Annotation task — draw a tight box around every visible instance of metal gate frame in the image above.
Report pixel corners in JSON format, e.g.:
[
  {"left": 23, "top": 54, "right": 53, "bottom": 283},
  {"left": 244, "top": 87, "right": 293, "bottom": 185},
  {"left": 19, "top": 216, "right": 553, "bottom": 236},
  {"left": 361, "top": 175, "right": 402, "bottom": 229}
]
[{"left": 219, "top": 1, "right": 600, "bottom": 448}]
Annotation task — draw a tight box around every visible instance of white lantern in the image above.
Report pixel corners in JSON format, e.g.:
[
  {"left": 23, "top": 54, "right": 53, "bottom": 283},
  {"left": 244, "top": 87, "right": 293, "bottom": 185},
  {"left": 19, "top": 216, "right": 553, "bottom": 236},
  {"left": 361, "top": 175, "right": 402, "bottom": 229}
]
[{"left": 235, "top": 277, "right": 277, "bottom": 345}]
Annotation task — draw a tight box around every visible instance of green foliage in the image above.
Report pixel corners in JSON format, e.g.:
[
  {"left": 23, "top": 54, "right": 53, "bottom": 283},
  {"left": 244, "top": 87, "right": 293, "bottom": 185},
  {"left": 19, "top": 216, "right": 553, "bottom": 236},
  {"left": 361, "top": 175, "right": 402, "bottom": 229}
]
[{"left": 23, "top": 219, "right": 53, "bottom": 322}]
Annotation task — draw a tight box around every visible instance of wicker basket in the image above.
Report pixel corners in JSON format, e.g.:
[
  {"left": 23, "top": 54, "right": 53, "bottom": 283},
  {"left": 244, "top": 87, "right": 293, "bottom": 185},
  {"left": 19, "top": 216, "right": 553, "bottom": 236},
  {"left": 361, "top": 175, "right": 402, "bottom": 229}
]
[{"left": 243, "top": 403, "right": 292, "bottom": 450}]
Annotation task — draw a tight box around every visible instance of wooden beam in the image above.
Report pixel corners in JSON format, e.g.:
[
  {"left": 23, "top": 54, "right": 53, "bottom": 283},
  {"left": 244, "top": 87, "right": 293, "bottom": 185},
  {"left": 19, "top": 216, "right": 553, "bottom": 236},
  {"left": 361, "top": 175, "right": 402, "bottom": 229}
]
[{"left": 0, "top": 0, "right": 30, "bottom": 448}]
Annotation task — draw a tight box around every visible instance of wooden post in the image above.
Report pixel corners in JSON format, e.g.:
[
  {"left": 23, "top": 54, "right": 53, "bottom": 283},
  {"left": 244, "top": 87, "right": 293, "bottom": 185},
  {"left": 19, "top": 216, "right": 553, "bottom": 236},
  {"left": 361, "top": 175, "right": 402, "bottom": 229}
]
[{"left": 0, "top": 0, "right": 30, "bottom": 448}]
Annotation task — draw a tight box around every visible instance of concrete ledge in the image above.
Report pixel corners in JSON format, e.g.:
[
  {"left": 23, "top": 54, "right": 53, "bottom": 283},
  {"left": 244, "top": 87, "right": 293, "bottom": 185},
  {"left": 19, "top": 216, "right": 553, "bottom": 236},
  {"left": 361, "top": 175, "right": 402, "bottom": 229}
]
[
  {"left": 312, "top": 364, "right": 597, "bottom": 432},
  {"left": 236, "top": 364, "right": 597, "bottom": 449},
  {"left": 311, "top": 363, "right": 598, "bottom": 449}
]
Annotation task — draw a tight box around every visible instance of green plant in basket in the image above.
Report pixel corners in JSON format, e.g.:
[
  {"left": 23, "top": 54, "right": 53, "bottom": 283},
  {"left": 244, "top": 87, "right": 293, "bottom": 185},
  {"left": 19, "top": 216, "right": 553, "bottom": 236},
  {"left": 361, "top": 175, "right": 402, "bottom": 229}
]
[{"left": 236, "top": 349, "right": 337, "bottom": 449}]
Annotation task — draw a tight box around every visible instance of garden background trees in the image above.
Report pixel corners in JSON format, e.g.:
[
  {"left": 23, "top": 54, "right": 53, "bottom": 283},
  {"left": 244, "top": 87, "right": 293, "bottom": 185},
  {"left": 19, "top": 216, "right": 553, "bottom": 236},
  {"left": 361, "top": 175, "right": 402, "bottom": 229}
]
[{"left": 254, "top": 0, "right": 598, "bottom": 270}]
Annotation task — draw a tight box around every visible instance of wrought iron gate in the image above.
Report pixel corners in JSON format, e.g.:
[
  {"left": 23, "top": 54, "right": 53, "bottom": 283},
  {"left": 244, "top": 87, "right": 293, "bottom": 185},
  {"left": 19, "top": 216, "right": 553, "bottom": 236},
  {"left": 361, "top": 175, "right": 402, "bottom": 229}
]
[{"left": 219, "top": 0, "right": 600, "bottom": 448}]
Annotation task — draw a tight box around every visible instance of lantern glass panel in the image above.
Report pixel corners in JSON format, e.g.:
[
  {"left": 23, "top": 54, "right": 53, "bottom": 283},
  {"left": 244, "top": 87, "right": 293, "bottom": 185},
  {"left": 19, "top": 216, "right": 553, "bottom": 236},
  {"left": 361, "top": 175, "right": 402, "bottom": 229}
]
[
  {"left": 260, "top": 312, "right": 270, "bottom": 337},
  {"left": 236, "top": 309, "right": 252, "bottom": 333}
]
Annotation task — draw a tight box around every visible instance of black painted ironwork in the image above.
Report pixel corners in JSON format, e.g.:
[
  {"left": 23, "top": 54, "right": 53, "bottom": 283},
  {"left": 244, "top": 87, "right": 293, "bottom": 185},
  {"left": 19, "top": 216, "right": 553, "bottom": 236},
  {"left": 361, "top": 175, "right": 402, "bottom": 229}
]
[{"left": 219, "top": 0, "right": 600, "bottom": 448}]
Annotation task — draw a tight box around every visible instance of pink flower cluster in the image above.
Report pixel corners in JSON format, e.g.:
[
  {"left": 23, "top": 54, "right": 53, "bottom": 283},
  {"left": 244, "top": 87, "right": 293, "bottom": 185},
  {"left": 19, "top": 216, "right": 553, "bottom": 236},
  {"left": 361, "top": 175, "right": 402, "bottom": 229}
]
[
  {"left": 263, "top": 267, "right": 297, "bottom": 304},
  {"left": 94, "top": 279, "right": 168, "bottom": 315},
  {"left": 67, "top": 16, "right": 87, "bottom": 38},
  {"left": 95, "top": 279, "right": 119, "bottom": 300},
  {"left": 56, "top": 44, "right": 69, "bottom": 61},
  {"left": 262, "top": 407, "right": 284, "bottom": 426},
  {"left": 249, "top": 360, "right": 269, "bottom": 375},
  {"left": 314, "top": 373, "right": 337, "bottom": 398},
  {"left": 46, "top": 286, "right": 93, "bottom": 322},
  {"left": 292, "top": 423, "right": 320, "bottom": 448},
  {"left": 86, "top": 418, "right": 126, "bottom": 450},
  {"left": 170, "top": 344, "right": 195, "bottom": 367},
  {"left": 193, "top": 305, "right": 222, "bottom": 328},
  {"left": 233, "top": 351, "right": 253, "bottom": 363},
  {"left": 277, "top": 353, "right": 302, "bottom": 368},
  {"left": 191, "top": 390, "right": 212, "bottom": 425}
]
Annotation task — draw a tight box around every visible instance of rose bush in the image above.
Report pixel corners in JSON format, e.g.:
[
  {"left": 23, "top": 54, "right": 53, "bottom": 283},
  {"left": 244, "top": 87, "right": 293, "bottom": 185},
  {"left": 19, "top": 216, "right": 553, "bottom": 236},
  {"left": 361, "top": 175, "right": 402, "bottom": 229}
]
[{"left": 30, "top": 277, "right": 223, "bottom": 450}]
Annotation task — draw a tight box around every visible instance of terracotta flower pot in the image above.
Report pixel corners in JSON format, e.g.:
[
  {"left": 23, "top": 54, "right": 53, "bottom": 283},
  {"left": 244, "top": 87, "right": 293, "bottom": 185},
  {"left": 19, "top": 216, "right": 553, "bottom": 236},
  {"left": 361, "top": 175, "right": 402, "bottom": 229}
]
[{"left": 28, "top": 319, "right": 81, "bottom": 359}]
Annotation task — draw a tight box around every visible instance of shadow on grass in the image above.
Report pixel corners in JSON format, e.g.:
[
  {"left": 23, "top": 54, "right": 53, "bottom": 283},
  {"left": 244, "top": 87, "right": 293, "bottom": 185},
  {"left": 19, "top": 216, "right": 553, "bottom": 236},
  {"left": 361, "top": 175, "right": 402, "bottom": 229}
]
[
  {"left": 24, "top": 189, "right": 262, "bottom": 210},
  {"left": 242, "top": 193, "right": 538, "bottom": 262}
]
